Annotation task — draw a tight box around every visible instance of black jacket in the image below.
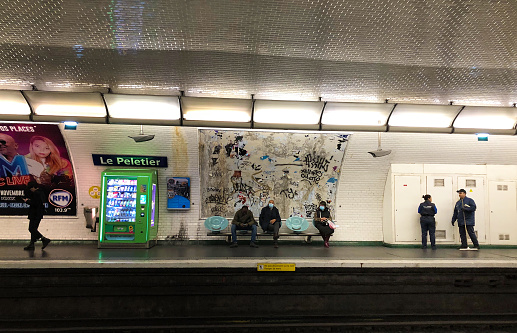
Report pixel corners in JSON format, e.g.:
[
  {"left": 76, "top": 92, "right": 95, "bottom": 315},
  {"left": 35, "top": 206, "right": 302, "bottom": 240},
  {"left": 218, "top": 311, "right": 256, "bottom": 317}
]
[
  {"left": 314, "top": 208, "right": 332, "bottom": 222},
  {"left": 259, "top": 206, "right": 281, "bottom": 231},
  {"left": 26, "top": 188, "right": 46, "bottom": 220}
]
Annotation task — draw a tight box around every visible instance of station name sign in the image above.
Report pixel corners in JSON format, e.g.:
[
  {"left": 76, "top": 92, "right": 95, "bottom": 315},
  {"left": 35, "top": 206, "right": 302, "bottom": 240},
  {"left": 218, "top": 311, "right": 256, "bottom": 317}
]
[{"left": 92, "top": 154, "right": 168, "bottom": 168}]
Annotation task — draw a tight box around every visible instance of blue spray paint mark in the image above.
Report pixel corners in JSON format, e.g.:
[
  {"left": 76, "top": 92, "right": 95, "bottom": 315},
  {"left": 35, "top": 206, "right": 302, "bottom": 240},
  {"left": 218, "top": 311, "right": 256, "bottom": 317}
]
[{"left": 327, "top": 177, "right": 338, "bottom": 183}]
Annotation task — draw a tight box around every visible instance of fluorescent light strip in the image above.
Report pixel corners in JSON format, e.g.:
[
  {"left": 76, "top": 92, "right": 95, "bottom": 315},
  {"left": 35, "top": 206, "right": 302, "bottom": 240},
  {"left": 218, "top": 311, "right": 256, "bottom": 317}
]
[
  {"left": 321, "top": 103, "right": 393, "bottom": 126},
  {"left": 35, "top": 105, "right": 105, "bottom": 117},
  {"left": 454, "top": 106, "right": 517, "bottom": 130},
  {"left": 105, "top": 94, "right": 181, "bottom": 120},
  {"left": 183, "top": 110, "right": 251, "bottom": 122}
]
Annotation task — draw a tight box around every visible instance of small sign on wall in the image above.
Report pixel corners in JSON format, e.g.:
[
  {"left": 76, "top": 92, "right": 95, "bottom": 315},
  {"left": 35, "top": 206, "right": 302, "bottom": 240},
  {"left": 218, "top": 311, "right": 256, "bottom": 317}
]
[
  {"left": 167, "top": 177, "right": 190, "bottom": 210},
  {"left": 92, "top": 154, "right": 168, "bottom": 167},
  {"left": 89, "top": 186, "right": 101, "bottom": 199}
]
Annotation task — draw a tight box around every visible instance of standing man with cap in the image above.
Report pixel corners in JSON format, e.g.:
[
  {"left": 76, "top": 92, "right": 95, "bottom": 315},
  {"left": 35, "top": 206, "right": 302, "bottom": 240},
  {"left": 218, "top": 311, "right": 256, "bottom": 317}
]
[{"left": 451, "top": 189, "right": 479, "bottom": 250}]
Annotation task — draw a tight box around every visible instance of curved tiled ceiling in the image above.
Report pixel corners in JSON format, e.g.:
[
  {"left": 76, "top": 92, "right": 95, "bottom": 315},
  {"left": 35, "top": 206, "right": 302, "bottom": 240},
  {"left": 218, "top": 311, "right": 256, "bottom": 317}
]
[{"left": 0, "top": 0, "right": 516, "bottom": 106}]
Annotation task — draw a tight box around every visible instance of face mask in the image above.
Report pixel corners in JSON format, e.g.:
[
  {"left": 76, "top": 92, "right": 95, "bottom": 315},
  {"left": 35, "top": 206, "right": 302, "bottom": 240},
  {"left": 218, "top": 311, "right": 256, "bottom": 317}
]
[
  {"left": 268, "top": 203, "right": 274, "bottom": 208},
  {"left": 319, "top": 206, "right": 325, "bottom": 211}
]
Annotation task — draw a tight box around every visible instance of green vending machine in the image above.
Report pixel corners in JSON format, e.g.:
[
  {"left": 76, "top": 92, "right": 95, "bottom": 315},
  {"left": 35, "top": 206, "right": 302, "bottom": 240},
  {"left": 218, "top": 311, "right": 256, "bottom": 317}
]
[{"left": 99, "top": 169, "right": 159, "bottom": 248}]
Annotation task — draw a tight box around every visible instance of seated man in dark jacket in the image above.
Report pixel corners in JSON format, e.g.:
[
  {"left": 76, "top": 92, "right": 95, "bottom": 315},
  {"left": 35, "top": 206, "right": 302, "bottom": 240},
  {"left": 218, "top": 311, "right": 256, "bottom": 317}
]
[
  {"left": 230, "top": 205, "right": 258, "bottom": 248},
  {"left": 259, "top": 199, "right": 281, "bottom": 248}
]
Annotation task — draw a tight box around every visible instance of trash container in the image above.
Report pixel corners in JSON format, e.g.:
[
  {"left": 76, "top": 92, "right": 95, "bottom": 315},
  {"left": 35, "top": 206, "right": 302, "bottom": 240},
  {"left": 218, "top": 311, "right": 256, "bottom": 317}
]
[{"left": 84, "top": 207, "right": 98, "bottom": 232}]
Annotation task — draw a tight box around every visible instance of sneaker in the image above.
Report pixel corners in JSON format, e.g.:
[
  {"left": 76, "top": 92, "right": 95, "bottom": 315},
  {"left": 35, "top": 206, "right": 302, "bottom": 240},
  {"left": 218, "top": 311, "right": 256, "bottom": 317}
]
[
  {"left": 41, "top": 237, "right": 51, "bottom": 250},
  {"left": 23, "top": 243, "right": 35, "bottom": 251},
  {"left": 474, "top": 245, "right": 480, "bottom": 250},
  {"left": 459, "top": 247, "right": 469, "bottom": 251},
  {"left": 421, "top": 246, "right": 427, "bottom": 249},
  {"left": 431, "top": 246, "right": 437, "bottom": 250},
  {"left": 274, "top": 241, "right": 279, "bottom": 248},
  {"left": 229, "top": 243, "right": 238, "bottom": 248},
  {"left": 250, "top": 242, "right": 259, "bottom": 248}
]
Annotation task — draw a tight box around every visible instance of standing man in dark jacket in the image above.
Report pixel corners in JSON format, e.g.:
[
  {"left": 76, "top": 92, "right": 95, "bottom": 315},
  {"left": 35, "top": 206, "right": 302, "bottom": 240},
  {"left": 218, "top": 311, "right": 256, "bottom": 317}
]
[
  {"left": 259, "top": 199, "right": 282, "bottom": 248},
  {"left": 452, "top": 189, "right": 479, "bottom": 250},
  {"left": 22, "top": 181, "right": 50, "bottom": 250},
  {"left": 230, "top": 205, "right": 258, "bottom": 248},
  {"left": 418, "top": 194, "right": 437, "bottom": 250}
]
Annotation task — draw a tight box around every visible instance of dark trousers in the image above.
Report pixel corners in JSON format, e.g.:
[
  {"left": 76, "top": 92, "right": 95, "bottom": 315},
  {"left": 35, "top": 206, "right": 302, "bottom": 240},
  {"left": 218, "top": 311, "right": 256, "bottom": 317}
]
[
  {"left": 420, "top": 220, "right": 436, "bottom": 247},
  {"left": 28, "top": 218, "right": 43, "bottom": 243},
  {"left": 264, "top": 222, "right": 280, "bottom": 238},
  {"left": 459, "top": 224, "right": 479, "bottom": 248},
  {"left": 314, "top": 221, "right": 334, "bottom": 237}
]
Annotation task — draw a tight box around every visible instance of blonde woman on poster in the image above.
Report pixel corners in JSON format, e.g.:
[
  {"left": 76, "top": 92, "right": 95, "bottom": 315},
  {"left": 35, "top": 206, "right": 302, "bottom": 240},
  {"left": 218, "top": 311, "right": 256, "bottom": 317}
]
[{"left": 25, "top": 135, "right": 73, "bottom": 186}]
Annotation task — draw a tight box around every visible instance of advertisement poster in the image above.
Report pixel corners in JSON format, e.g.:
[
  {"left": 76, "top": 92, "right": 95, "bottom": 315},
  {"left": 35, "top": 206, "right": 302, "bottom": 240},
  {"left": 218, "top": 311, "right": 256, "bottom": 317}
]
[
  {"left": 167, "top": 177, "right": 190, "bottom": 210},
  {"left": 0, "top": 123, "right": 76, "bottom": 216}
]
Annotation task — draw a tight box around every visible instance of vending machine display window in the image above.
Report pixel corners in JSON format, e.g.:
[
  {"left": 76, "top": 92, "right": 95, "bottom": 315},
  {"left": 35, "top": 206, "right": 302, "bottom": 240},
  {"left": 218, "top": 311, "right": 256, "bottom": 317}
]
[{"left": 106, "top": 178, "right": 137, "bottom": 223}]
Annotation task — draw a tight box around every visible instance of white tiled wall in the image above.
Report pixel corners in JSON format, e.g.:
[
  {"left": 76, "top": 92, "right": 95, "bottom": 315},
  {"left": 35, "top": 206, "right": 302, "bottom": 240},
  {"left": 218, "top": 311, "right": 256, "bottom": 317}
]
[
  {"left": 334, "top": 132, "right": 517, "bottom": 241},
  {"left": 3, "top": 125, "right": 517, "bottom": 242}
]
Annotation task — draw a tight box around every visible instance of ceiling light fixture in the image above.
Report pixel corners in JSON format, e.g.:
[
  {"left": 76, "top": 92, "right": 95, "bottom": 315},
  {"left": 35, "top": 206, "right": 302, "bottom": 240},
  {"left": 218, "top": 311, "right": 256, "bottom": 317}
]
[{"left": 129, "top": 125, "right": 155, "bottom": 142}]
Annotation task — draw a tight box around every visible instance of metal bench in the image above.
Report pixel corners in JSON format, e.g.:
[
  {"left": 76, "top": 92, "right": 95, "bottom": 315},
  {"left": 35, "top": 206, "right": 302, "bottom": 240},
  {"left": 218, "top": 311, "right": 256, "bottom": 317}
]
[{"left": 206, "top": 229, "right": 322, "bottom": 243}]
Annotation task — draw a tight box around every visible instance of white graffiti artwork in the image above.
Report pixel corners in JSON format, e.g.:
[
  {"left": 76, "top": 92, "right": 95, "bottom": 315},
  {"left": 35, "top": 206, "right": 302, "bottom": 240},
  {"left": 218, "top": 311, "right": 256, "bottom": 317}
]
[{"left": 199, "top": 129, "right": 349, "bottom": 219}]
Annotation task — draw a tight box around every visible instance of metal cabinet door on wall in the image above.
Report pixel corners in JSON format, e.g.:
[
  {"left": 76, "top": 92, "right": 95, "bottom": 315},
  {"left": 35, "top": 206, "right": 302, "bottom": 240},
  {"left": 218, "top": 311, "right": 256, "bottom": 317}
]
[
  {"left": 394, "top": 175, "right": 423, "bottom": 242},
  {"left": 426, "top": 176, "right": 455, "bottom": 243},
  {"left": 457, "top": 176, "right": 487, "bottom": 244},
  {"left": 489, "top": 181, "right": 517, "bottom": 245}
]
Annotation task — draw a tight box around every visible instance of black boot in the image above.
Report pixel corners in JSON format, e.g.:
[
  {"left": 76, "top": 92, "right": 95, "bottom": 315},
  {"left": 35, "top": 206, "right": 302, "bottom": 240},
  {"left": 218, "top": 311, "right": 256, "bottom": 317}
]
[
  {"left": 41, "top": 237, "right": 51, "bottom": 250},
  {"left": 23, "top": 242, "right": 35, "bottom": 251}
]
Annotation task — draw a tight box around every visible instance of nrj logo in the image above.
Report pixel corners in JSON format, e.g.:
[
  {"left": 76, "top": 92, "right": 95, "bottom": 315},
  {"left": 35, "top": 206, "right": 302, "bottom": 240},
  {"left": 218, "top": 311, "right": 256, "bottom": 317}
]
[{"left": 49, "top": 189, "right": 73, "bottom": 208}]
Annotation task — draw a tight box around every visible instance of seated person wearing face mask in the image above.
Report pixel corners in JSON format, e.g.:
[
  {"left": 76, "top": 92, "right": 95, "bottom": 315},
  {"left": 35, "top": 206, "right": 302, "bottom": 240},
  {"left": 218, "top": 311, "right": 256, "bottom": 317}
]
[
  {"left": 313, "top": 200, "right": 333, "bottom": 248},
  {"left": 259, "top": 199, "right": 282, "bottom": 248}
]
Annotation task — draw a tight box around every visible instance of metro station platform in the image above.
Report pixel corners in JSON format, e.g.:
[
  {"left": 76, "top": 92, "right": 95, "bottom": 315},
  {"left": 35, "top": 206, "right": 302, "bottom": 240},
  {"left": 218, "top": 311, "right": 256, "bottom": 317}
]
[
  {"left": 3, "top": 242, "right": 517, "bottom": 332},
  {"left": 1, "top": 241, "right": 517, "bottom": 268}
]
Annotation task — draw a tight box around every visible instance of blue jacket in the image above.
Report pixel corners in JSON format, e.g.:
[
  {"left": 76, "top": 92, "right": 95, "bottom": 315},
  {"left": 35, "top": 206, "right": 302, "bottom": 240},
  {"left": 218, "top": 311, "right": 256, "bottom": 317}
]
[
  {"left": 418, "top": 200, "right": 437, "bottom": 223},
  {"left": 452, "top": 197, "right": 476, "bottom": 226}
]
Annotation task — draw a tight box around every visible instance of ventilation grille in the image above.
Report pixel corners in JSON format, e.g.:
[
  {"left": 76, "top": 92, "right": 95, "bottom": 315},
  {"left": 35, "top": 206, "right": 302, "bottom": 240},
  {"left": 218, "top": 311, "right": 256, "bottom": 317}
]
[
  {"left": 434, "top": 179, "right": 445, "bottom": 187},
  {"left": 435, "top": 230, "right": 446, "bottom": 239},
  {"left": 497, "top": 184, "right": 509, "bottom": 191},
  {"left": 499, "top": 234, "right": 510, "bottom": 241},
  {"left": 466, "top": 179, "right": 476, "bottom": 187}
]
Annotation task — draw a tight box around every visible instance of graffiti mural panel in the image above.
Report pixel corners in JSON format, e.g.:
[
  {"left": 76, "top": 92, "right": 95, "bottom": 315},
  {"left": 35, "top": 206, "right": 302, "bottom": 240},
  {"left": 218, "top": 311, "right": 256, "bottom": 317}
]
[{"left": 199, "top": 129, "right": 349, "bottom": 219}]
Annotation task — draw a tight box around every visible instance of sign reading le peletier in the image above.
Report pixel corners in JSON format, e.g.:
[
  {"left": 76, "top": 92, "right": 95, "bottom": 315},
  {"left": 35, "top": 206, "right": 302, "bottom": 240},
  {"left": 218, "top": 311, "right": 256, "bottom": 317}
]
[{"left": 92, "top": 154, "right": 168, "bottom": 168}]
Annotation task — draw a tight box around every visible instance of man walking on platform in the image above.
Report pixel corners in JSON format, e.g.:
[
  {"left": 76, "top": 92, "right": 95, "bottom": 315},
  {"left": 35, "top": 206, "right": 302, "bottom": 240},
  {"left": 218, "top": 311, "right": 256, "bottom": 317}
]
[
  {"left": 451, "top": 189, "right": 479, "bottom": 250},
  {"left": 22, "top": 181, "right": 50, "bottom": 251}
]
